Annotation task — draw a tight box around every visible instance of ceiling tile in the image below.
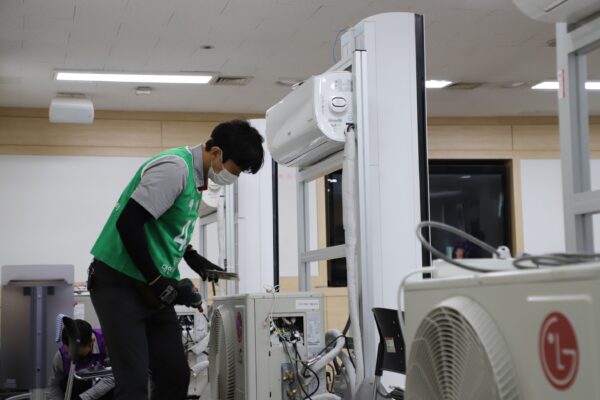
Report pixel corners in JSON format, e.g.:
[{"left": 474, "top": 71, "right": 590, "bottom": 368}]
[{"left": 0, "top": 0, "right": 593, "bottom": 115}]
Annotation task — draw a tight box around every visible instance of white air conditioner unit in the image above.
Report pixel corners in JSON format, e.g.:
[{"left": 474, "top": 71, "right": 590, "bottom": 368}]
[
  {"left": 403, "top": 263, "right": 600, "bottom": 399},
  {"left": 513, "top": 0, "right": 600, "bottom": 23},
  {"left": 265, "top": 71, "right": 352, "bottom": 168},
  {"left": 209, "top": 292, "right": 325, "bottom": 400},
  {"left": 49, "top": 97, "right": 94, "bottom": 124}
]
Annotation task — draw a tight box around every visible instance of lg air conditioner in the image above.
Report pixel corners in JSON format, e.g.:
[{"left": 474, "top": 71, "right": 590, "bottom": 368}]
[
  {"left": 265, "top": 71, "right": 352, "bottom": 168},
  {"left": 209, "top": 292, "right": 325, "bottom": 400},
  {"left": 513, "top": 0, "right": 600, "bottom": 23},
  {"left": 403, "top": 263, "right": 600, "bottom": 399}
]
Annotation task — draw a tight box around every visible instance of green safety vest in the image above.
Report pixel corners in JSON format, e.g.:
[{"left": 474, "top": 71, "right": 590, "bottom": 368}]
[{"left": 91, "top": 147, "right": 202, "bottom": 282}]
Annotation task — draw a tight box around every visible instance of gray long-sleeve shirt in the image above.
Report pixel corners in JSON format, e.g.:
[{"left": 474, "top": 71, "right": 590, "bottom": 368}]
[{"left": 46, "top": 350, "right": 115, "bottom": 400}]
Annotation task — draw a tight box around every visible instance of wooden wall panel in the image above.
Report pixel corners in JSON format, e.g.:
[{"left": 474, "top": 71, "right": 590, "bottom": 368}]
[
  {"left": 0, "top": 145, "right": 164, "bottom": 157},
  {"left": 428, "top": 125, "right": 512, "bottom": 151},
  {"left": 0, "top": 108, "right": 260, "bottom": 157},
  {"left": 325, "top": 295, "right": 349, "bottom": 331},
  {"left": 161, "top": 121, "right": 215, "bottom": 147},
  {"left": 0, "top": 117, "right": 162, "bottom": 148},
  {"left": 512, "top": 125, "right": 559, "bottom": 151}
]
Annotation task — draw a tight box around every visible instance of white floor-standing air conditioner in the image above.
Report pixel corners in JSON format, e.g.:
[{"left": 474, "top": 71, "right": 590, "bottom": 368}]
[
  {"left": 209, "top": 292, "right": 326, "bottom": 400},
  {"left": 403, "top": 263, "right": 600, "bottom": 399}
]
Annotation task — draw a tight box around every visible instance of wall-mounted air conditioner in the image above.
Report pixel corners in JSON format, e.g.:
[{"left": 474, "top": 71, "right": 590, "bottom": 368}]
[
  {"left": 49, "top": 97, "right": 94, "bottom": 124},
  {"left": 513, "top": 0, "right": 600, "bottom": 23},
  {"left": 265, "top": 71, "right": 352, "bottom": 168}
]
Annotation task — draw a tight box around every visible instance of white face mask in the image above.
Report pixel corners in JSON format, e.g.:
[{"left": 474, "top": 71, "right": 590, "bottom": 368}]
[{"left": 208, "top": 153, "right": 238, "bottom": 186}]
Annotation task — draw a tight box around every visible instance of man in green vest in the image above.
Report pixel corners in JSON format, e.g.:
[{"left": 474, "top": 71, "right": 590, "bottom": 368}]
[{"left": 87, "top": 119, "right": 264, "bottom": 400}]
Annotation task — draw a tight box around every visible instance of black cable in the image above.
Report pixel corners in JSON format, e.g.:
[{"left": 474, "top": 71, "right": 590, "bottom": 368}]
[
  {"left": 342, "top": 316, "right": 351, "bottom": 336},
  {"left": 295, "top": 343, "right": 319, "bottom": 399},
  {"left": 344, "top": 339, "right": 356, "bottom": 369},
  {"left": 312, "top": 335, "right": 346, "bottom": 358},
  {"left": 281, "top": 340, "right": 312, "bottom": 400}
]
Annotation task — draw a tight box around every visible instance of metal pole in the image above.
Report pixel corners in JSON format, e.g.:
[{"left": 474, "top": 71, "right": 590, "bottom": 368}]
[
  {"left": 31, "top": 287, "right": 46, "bottom": 389},
  {"left": 353, "top": 48, "right": 374, "bottom": 379},
  {"left": 557, "top": 22, "right": 595, "bottom": 252},
  {"left": 225, "top": 184, "right": 238, "bottom": 295},
  {"left": 272, "top": 160, "right": 280, "bottom": 290},
  {"left": 297, "top": 176, "right": 311, "bottom": 291}
]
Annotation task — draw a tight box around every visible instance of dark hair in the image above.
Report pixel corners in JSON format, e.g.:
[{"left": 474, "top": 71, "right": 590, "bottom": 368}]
[
  {"left": 206, "top": 120, "right": 264, "bottom": 174},
  {"left": 61, "top": 319, "right": 93, "bottom": 347}
]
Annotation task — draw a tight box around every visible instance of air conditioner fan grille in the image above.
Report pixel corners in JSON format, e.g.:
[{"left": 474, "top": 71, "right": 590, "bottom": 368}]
[{"left": 406, "top": 296, "right": 520, "bottom": 400}]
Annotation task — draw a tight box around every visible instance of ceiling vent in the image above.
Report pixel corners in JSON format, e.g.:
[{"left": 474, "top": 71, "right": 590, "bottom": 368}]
[
  {"left": 446, "top": 82, "right": 484, "bottom": 90},
  {"left": 212, "top": 76, "right": 252, "bottom": 86}
]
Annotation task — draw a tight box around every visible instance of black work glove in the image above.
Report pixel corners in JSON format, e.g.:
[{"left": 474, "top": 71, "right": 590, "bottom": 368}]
[
  {"left": 149, "top": 277, "right": 202, "bottom": 307},
  {"left": 183, "top": 245, "right": 225, "bottom": 282}
]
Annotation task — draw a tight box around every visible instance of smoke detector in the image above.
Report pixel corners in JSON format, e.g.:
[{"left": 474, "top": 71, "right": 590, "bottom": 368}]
[{"left": 135, "top": 86, "right": 152, "bottom": 95}]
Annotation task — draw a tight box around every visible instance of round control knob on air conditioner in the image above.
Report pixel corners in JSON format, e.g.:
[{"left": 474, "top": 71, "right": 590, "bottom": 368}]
[{"left": 330, "top": 96, "right": 347, "bottom": 112}]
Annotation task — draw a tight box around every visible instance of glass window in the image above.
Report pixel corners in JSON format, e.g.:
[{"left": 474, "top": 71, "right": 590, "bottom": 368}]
[
  {"left": 323, "top": 160, "right": 513, "bottom": 286},
  {"left": 325, "top": 170, "right": 346, "bottom": 286},
  {"left": 429, "top": 160, "right": 512, "bottom": 259}
]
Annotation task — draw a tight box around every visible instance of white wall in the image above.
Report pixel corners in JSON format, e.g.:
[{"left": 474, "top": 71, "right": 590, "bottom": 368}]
[
  {"left": 520, "top": 159, "right": 600, "bottom": 254},
  {"left": 0, "top": 155, "right": 201, "bottom": 282},
  {"left": 0, "top": 151, "right": 306, "bottom": 287},
  {"left": 236, "top": 118, "right": 275, "bottom": 293}
]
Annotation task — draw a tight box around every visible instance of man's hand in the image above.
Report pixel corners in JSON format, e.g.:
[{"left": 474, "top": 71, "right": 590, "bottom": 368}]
[
  {"left": 175, "top": 278, "right": 203, "bottom": 308},
  {"left": 183, "top": 245, "right": 224, "bottom": 282},
  {"left": 149, "top": 277, "right": 202, "bottom": 307}
]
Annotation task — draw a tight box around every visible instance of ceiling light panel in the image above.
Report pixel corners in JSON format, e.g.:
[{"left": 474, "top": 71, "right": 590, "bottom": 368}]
[
  {"left": 55, "top": 72, "right": 213, "bottom": 84},
  {"left": 531, "top": 81, "right": 600, "bottom": 90}
]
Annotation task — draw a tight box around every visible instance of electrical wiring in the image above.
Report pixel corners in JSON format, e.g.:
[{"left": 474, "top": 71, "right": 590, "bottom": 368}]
[
  {"left": 416, "top": 221, "right": 508, "bottom": 273},
  {"left": 263, "top": 285, "right": 280, "bottom": 329},
  {"left": 281, "top": 339, "right": 314, "bottom": 400},
  {"left": 306, "top": 335, "right": 346, "bottom": 366},
  {"left": 326, "top": 364, "right": 335, "bottom": 393},
  {"left": 513, "top": 252, "right": 600, "bottom": 269},
  {"left": 295, "top": 343, "right": 320, "bottom": 399},
  {"left": 343, "top": 337, "right": 356, "bottom": 369}
]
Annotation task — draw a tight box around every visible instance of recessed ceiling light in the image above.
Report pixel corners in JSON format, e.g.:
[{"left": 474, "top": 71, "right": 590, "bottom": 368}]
[
  {"left": 532, "top": 80, "right": 600, "bottom": 90},
  {"left": 55, "top": 71, "right": 213, "bottom": 84},
  {"left": 425, "top": 80, "right": 453, "bottom": 89}
]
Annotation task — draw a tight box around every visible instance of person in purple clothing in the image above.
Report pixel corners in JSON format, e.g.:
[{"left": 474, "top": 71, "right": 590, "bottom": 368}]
[{"left": 47, "top": 319, "right": 114, "bottom": 400}]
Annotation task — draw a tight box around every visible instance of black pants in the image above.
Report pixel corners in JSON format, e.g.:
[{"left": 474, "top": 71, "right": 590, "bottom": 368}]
[{"left": 88, "top": 259, "right": 190, "bottom": 400}]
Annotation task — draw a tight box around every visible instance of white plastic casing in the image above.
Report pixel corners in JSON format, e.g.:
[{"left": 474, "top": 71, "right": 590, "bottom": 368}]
[
  {"left": 513, "top": 0, "right": 600, "bottom": 23},
  {"left": 49, "top": 97, "right": 94, "bottom": 124},
  {"left": 210, "top": 292, "right": 325, "bottom": 400},
  {"left": 405, "top": 263, "right": 600, "bottom": 398},
  {"left": 265, "top": 71, "right": 352, "bottom": 168}
]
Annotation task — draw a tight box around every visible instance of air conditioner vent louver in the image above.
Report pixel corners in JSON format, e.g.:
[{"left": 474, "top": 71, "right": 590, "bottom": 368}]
[
  {"left": 446, "top": 82, "right": 483, "bottom": 90},
  {"left": 212, "top": 76, "right": 252, "bottom": 86},
  {"left": 209, "top": 307, "right": 236, "bottom": 400},
  {"left": 406, "top": 297, "right": 521, "bottom": 400}
]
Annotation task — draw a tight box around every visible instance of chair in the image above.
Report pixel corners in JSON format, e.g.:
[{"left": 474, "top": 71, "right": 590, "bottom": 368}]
[{"left": 372, "top": 308, "right": 406, "bottom": 400}]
